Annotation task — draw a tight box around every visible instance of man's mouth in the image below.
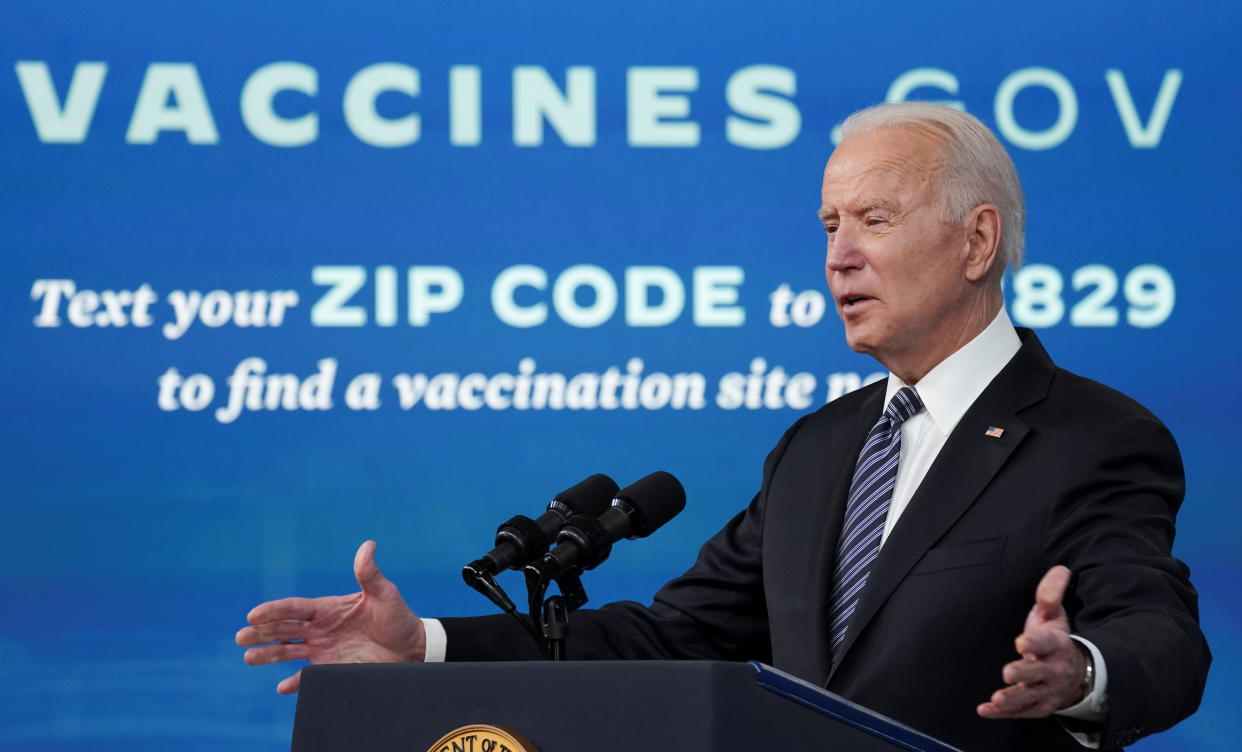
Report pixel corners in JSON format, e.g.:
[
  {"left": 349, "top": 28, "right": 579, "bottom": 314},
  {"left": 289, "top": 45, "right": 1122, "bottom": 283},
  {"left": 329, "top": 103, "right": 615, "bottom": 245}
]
[{"left": 840, "top": 294, "right": 873, "bottom": 310}]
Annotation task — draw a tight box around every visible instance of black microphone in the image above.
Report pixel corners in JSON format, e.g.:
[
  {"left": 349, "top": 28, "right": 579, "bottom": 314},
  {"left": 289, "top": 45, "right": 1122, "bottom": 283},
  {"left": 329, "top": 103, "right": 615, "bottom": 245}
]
[
  {"left": 529, "top": 471, "right": 686, "bottom": 579},
  {"left": 466, "top": 474, "right": 619, "bottom": 576}
]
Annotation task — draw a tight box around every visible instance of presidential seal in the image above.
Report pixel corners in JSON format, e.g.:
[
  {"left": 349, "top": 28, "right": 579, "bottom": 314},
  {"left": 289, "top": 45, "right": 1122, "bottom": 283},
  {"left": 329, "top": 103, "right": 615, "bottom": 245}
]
[{"left": 426, "top": 724, "right": 537, "bottom": 752}]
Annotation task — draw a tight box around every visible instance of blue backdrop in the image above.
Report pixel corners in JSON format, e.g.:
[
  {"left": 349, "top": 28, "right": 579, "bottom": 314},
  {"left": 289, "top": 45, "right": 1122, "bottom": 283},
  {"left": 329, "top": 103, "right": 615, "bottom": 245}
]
[{"left": 2, "top": 1, "right": 1238, "bottom": 749}]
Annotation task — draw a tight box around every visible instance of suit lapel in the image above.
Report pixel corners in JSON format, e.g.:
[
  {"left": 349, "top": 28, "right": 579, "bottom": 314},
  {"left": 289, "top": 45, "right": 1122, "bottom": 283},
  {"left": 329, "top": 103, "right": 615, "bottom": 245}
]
[{"left": 825, "top": 329, "right": 1054, "bottom": 682}]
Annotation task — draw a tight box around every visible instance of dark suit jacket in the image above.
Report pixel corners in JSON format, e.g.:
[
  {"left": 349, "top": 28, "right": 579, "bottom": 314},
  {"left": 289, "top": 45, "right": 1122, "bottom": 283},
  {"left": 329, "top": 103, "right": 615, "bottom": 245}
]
[{"left": 442, "top": 330, "right": 1210, "bottom": 751}]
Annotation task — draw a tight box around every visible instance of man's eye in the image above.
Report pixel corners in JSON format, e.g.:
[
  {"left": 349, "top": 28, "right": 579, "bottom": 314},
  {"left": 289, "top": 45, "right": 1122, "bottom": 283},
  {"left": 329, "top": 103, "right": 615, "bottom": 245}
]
[
  {"left": 866, "top": 217, "right": 887, "bottom": 226},
  {"left": 824, "top": 225, "right": 838, "bottom": 234}
]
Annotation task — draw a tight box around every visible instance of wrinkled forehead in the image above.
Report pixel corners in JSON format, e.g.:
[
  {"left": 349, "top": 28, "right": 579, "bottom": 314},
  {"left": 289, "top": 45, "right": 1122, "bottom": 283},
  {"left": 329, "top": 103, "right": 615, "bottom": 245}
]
[{"left": 820, "top": 126, "right": 947, "bottom": 207}]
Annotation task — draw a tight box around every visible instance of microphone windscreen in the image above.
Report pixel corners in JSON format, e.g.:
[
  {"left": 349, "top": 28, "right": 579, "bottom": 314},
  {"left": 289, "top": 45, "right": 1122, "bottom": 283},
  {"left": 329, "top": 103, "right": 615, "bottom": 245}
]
[
  {"left": 553, "top": 473, "right": 619, "bottom": 516},
  {"left": 613, "top": 471, "right": 686, "bottom": 537}
]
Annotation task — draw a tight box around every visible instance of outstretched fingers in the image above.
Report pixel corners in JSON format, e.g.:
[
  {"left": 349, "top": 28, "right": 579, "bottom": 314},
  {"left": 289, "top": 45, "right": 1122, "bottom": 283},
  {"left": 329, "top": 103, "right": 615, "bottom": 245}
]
[
  {"left": 1003, "top": 654, "right": 1055, "bottom": 685},
  {"left": 978, "top": 682, "right": 1057, "bottom": 719},
  {"left": 1016, "top": 627, "right": 1071, "bottom": 658},
  {"left": 244, "top": 641, "right": 312, "bottom": 666},
  {"left": 246, "top": 596, "right": 318, "bottom": 626},
  {"left": 239, "top": 540, "right": 402, "bottom": 693},
  {"left": 235, "top": 619, "right": 309, "bottom": 647},
  {"left": 981, "top": 566, "right": 1082, "bottom": 720},
  {"left": 276, "top": 669, "right": 303, "bottom": 695}
]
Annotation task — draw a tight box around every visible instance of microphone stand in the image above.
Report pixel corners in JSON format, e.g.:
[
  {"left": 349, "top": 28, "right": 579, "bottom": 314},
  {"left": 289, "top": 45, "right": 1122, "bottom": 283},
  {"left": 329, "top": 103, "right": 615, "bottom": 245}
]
[
  {"left": 523, "top": 565, "right": 589, "bottom": 661},
  {"left": 462, "top": 556, "right": 590, "bottom": 660}
]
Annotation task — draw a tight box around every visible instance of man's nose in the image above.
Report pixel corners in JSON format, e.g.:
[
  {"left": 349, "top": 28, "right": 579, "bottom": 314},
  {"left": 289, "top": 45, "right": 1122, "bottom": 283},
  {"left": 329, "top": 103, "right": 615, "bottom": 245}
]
[{"left": 825, "top": 227, "right": 862, "bottom": 272}]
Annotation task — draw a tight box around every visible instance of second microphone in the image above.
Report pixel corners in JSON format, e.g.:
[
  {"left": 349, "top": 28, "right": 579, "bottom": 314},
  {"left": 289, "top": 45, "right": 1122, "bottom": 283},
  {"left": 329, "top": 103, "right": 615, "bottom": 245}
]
[{"left": 526, "top": 471, "right": 686, "bottom": 581}]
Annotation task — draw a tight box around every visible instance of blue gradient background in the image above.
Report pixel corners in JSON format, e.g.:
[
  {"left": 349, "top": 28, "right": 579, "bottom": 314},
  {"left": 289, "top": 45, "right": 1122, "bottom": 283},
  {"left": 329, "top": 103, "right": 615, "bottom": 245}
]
[{"left": 1, "top": 2, "right": 1238, "bottom": 749}]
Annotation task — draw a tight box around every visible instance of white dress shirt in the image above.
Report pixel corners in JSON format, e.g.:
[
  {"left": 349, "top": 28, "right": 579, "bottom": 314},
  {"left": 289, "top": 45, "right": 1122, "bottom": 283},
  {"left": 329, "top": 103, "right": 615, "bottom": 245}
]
[
  {"left": 424, "top": 307, "right": 1106, "bottom": 743},
  {"left": 879, "top": 307, "right": 1021, "bottom": 547}
]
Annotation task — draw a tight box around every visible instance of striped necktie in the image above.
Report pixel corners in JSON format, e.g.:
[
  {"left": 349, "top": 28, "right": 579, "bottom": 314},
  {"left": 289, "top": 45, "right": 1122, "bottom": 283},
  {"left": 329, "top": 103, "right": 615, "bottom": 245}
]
[{"left": 828, "top": 386, "right": 924, "bottom": 662}]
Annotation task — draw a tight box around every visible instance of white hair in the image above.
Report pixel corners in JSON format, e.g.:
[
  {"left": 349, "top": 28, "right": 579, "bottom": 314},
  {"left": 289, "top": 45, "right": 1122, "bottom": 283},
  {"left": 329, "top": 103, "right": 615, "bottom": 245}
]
[{"left": 839, "top": 102, "right": 1026, "bottom": 271}]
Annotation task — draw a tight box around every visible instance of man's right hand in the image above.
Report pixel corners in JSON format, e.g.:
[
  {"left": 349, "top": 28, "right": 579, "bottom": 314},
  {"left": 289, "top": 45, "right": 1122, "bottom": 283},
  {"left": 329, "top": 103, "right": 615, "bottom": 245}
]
[{"left": 235, "top": 540, "right": 426, "bottom": 694}]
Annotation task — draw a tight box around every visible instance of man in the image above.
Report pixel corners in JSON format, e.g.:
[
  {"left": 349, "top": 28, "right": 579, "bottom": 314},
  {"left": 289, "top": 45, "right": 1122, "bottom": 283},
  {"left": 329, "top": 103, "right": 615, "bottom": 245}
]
[{"left": 237, "top": 103, "right": 1209, "bottom": 751}]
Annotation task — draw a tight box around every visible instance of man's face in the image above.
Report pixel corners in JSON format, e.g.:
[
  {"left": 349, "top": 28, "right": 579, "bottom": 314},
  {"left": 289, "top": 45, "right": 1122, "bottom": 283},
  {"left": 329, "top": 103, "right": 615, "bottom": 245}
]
[{"left": 819, "top": 126, "right": 976, "bottom": 376}]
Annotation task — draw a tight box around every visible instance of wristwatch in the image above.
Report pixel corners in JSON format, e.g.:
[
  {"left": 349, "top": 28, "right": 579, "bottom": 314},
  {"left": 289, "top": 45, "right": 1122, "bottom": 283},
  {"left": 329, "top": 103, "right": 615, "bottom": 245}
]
[{"left": 1078, "top": 642, "right": 1096, "bottom": 701}]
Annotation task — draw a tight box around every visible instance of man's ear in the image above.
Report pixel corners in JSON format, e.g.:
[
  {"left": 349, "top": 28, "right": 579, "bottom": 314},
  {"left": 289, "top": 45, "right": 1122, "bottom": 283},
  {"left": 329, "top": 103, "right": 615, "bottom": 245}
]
[{"left": 964, "top": 204, "right": 1002, "bottom": 282}]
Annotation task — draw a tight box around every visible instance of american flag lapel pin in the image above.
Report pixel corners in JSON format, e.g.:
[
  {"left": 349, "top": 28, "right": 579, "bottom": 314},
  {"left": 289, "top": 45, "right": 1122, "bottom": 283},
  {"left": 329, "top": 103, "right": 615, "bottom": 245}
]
[{"left": 984, "top": 426, "right": 1005, "bottom": 439}]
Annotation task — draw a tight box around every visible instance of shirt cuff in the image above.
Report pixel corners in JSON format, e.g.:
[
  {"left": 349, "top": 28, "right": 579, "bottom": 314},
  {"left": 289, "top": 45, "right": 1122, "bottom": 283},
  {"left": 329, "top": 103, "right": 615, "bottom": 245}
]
[
  {"left": 421, "top": 617, "right": 447, "bottom": 663},
  {"left": 1057, "top": 636, "right": 1108, "bottom": 720},
  {"left": 1053, "top": 635, "right": 1109, "bottom": 748}
]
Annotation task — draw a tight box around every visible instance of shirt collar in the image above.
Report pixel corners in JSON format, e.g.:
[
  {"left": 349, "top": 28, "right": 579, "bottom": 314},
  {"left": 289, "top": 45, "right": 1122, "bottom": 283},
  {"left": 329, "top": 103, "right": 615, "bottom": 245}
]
[{"left": 884, "top": 308, "right": 1021, "bottom": 436}]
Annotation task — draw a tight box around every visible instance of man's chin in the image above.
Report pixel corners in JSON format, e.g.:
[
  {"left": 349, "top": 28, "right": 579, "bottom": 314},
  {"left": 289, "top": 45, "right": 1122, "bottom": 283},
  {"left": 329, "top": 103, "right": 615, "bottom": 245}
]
[{"left": 843, "top": 330, "right": 876, "bottom": 356}]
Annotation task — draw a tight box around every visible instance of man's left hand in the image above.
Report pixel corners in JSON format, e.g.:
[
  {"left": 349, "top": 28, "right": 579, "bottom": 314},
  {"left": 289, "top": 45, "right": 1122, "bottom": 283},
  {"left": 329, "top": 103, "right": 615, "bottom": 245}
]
[{"left": 977, "top": 565, "right": 1089, "bottom": 719}]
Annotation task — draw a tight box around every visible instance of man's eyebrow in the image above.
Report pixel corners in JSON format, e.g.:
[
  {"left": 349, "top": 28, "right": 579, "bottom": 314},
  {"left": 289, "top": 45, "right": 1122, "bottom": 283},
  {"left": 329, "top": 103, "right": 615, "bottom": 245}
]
[
  {"left": 858, "top": 198, "right": 900, "bottom": 213},
  {"left": 818, "top": 199, "right": 901, "bottom": 224}
]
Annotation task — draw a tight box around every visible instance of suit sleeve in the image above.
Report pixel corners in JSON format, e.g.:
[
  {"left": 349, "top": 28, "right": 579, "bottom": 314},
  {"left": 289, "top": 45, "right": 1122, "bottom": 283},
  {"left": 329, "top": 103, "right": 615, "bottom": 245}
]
[
  {"left": 441, "top": 415, "right": 811, "bottom": 663},
  {"left": 1044, "top": 412, "right": 1210, "bottom": 749}
]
